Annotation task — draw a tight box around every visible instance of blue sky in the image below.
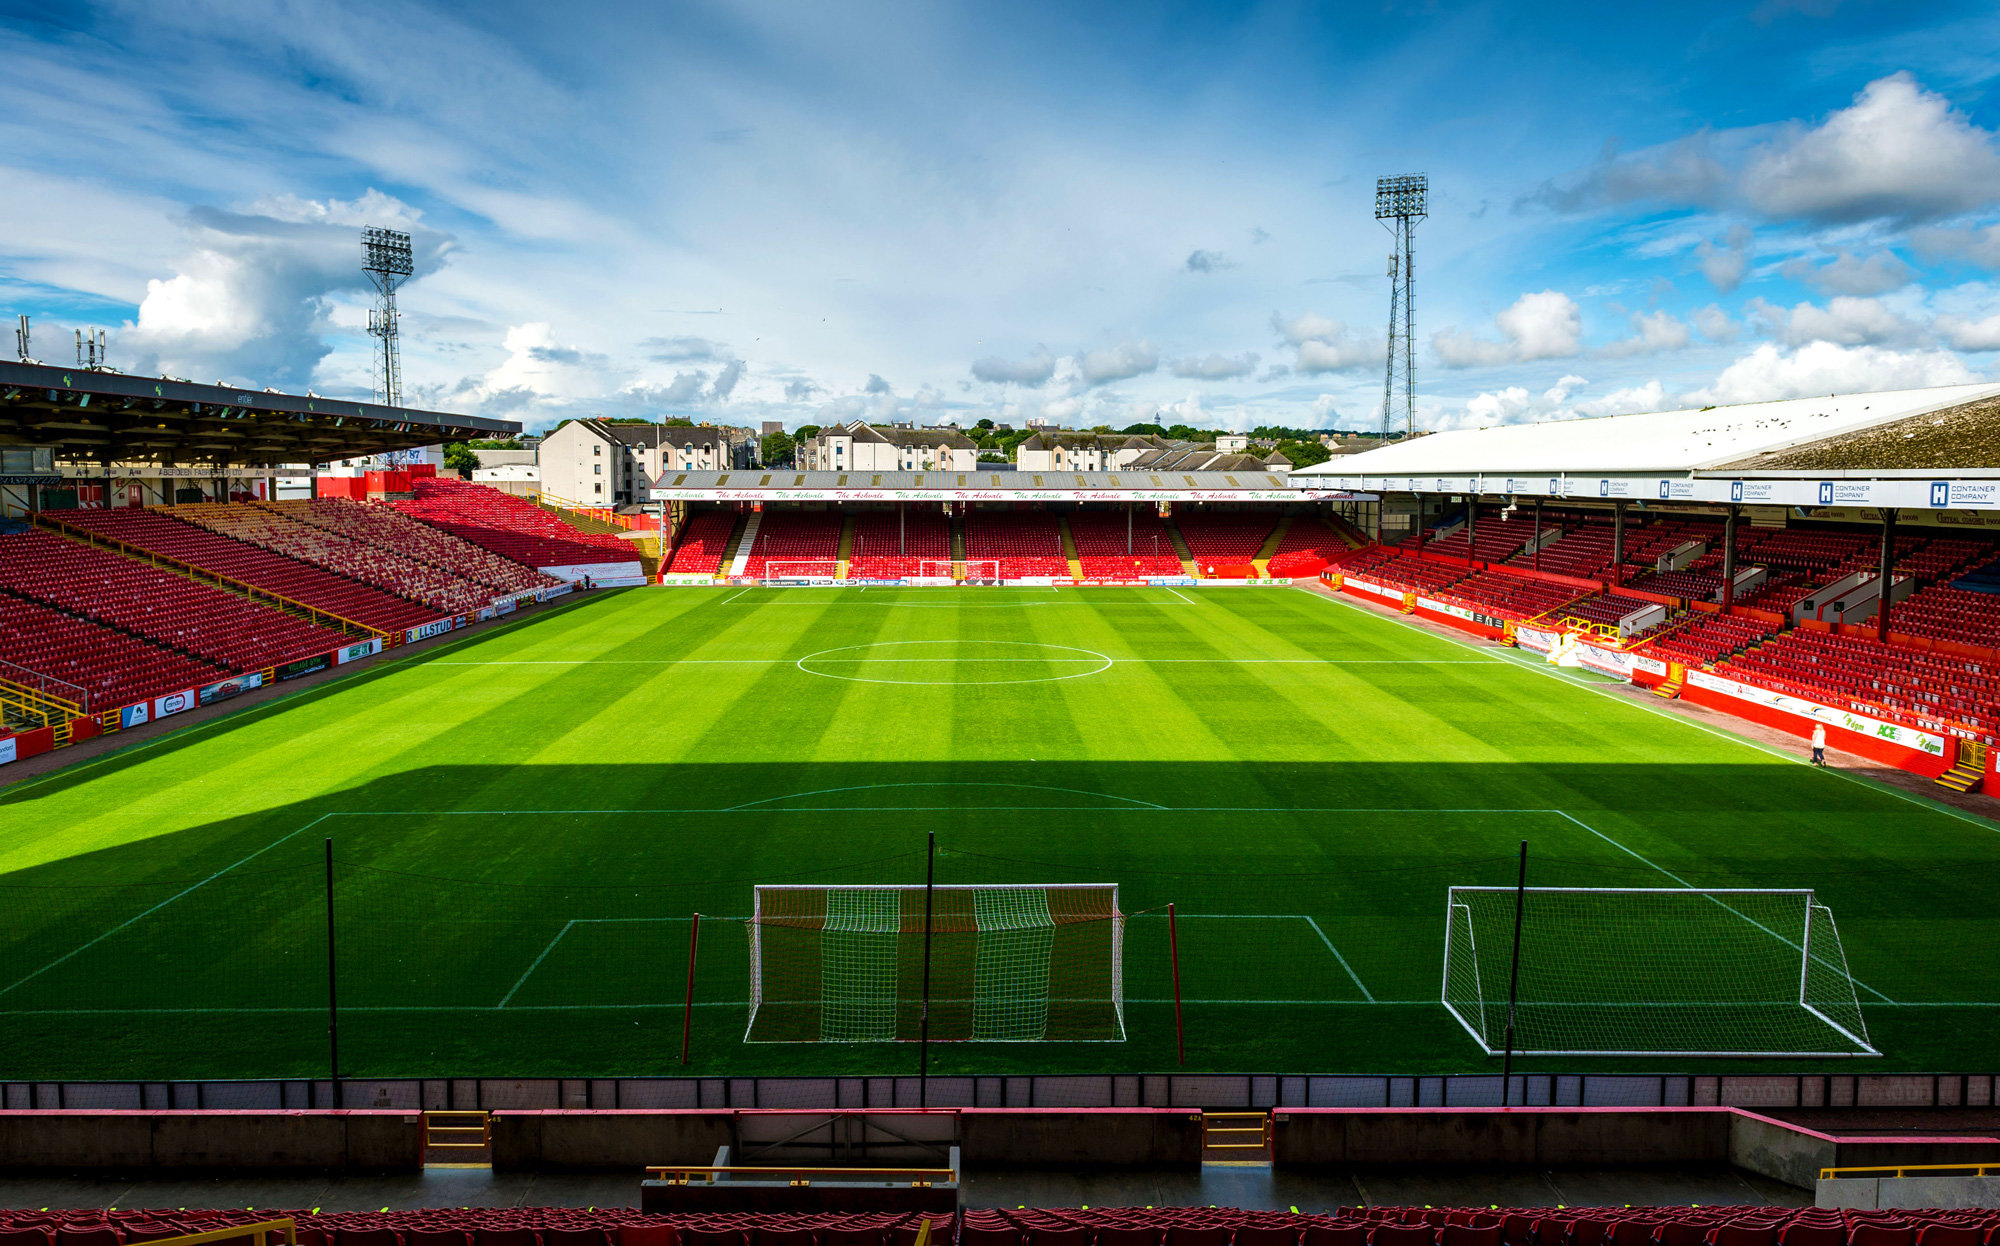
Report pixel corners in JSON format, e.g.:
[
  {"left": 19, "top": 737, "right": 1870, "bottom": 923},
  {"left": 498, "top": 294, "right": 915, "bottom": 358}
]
[{"left": 2, "top": 0, "right": 1998, "bottom": 434}]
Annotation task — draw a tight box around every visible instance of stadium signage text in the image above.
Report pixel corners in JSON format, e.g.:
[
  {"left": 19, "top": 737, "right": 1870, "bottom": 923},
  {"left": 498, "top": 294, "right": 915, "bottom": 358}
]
[
  {"left": 405, "top": 618, "right": 457, "bottom": 644},
  {"left": 197, "top": 673, "right": 262, "bottom": 707},
  {"left": 1687, "top": 670, "right": 1947, "bottom": 756},
  {"left": 276, "top": 654, "right": 332, "bottom": 681},
  {"left": 0, "top": 737, "right": 13, "bottom": 766},
  {"left": 1321, "top": 473, "right": 2000, "bottom": 511},
  {"left": 336, "top": 639, "right": 383, "bottom": 664}
]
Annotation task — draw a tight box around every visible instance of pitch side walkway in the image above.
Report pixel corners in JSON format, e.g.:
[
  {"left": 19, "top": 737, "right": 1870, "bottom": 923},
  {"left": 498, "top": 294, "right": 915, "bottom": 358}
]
[
  {"left": 0, "top": 1163, "right": 1806, "bottom": 1211},
  {"left": 1299, "top": 580, "right": 2000, "bottom": 826}
]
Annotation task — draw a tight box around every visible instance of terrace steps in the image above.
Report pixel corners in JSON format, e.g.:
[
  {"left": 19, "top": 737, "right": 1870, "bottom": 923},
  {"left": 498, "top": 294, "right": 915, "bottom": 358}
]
[
  {"left": 1937, "top": 741, "right": 1986, "bottom": 793},
  {"left": 1057, "top": 515, "right": 1083, "bottom": 580},
  {"left": 725, "top": 512, "right": 760, "bottom": 577},
  {"left": 1163, "top": 519, "right": 1199, "bottom": 576},
  {"left": 836, "top": 516, "right": 856, "bottom": 581},
  {"left": 950, "top": 513, "right": 967, "bottom": 564},
  {"left": 1251, "top": 517, "right": 1292, "bottom": 578}
]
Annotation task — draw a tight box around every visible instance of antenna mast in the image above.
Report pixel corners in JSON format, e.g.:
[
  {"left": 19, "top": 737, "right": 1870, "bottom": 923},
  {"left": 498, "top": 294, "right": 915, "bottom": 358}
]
[
  {"left": 1375, "top": 174, "right": 1428, "bottom": 439},
  {"left": 362, "top": 226, "right": 415, "bottom": 408},
  {"left": 15, "top": 315, "right": 30, "bottom": 363},
  {"left": 75, "top": 327, "right": 107, "bottom": 369}
]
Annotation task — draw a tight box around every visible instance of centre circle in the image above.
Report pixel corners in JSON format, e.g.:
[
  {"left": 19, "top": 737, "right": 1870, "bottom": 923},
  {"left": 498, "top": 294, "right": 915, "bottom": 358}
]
[{"left": 794, "top": 639, "right": 1113, "bottom": 686}]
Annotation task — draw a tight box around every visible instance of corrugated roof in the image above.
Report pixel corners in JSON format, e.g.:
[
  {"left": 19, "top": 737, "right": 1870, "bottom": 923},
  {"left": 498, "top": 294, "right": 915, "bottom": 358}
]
[
  {"left": 1290, "top": 383, "right": 2000, "bottom": 477},
  {"left": 1716, "top": 394, "right": 2000, "bottom": 472}
]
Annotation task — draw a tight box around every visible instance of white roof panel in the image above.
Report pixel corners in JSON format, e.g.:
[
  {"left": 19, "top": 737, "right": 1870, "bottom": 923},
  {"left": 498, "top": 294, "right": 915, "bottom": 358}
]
[{"left": 1292, "top": 383, "right": 2000, "bottom": 477}]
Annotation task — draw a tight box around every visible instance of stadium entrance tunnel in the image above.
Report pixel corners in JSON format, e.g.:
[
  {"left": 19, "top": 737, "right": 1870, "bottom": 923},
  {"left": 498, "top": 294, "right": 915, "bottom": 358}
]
[{"left": 0, "top": 761, "right": 1977, "bottom": 1081}]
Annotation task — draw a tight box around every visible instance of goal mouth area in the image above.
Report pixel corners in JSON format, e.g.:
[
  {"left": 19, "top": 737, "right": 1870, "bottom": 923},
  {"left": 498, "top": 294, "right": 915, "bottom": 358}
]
[
  {"left": 1440, "top": 886, "right": 1878, "bottom": 1059},
  {"left": 762, "top": 562, "right": 840, "bottom": 585},
  {"left": 745, "top": 883, "right": 1126, "bottom": 1044}
]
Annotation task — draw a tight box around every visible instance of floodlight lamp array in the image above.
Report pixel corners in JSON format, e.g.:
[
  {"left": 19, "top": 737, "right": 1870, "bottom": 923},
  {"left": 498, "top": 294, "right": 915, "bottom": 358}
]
[
  {"left": 1375, "top": 174, "right": 1429, "bottom": 220},
  {"left": 362, "top": 227, "right": 415, "bottom": 277}
]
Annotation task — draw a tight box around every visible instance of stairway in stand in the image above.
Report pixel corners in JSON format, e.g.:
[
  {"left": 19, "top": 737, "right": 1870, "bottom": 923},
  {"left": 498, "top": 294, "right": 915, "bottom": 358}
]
[
  {"left": 835, "top": 516, "right": 855, "bottom": 581},
  {"left": 1163, "top": 518, "right": 1199, "bottom": 577},
  {"left": 1937, "top": 740, "right": 1987, "bottom": 793},
  {"left": 1057, "top": 515, "right": 1083, "bottom": 581},
  {"left": 1250, "top": 517, "right": 1293, "bottom": 579},
  {"left": 716, "top": 513, "right": 753, "bottom": 579}
]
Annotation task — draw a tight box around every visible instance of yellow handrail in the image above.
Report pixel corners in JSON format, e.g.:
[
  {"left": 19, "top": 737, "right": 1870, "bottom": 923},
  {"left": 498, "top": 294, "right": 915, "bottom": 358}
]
[
  {"left": 153, "top": 1219, "right": 297, "bottom": 1246},
  {"left": 1818, "top": 1162, "right": 2000, "bottom": 1179}
]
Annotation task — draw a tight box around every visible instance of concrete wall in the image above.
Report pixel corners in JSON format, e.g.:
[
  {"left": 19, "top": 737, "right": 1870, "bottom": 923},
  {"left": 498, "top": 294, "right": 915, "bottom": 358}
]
[
  {"left": 1726, "top": 1112, "right": 1836, "bottom": 1190},
  {"left": 0, "top": 1111, "right": 421, "bottom": 1171},
  {"left": 959, "top": 1109, "right": 1202, "bottom": 1168},
  {"left": 1274, "top": 1109, "right": 1731, "bottom": 1169},
  {"left": 491, "top": 1110, "right": 733, "bottom": 1171},
  {"left": 1818, "top": 1174, "right": 2000, "bottom": 1209}
]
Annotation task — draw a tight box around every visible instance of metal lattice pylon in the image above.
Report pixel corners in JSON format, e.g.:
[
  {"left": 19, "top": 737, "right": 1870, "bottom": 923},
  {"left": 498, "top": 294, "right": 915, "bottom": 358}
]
[{"left": 1376, "top": 175, "right": 1427, "bottom": 439}]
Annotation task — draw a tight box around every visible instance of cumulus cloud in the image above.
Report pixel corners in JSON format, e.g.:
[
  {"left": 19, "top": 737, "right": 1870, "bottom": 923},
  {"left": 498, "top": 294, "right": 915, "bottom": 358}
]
[
  {"left": 1078, "top": 340, "right": 1159, "bottom": 385},
  {"left": 1171, "top": 351, "right": 1259, "bottom": 380},
  {"left": 1429, "top": 374, "right": 1671, "bottom": 432},
  {"left": 1935, "top": 314, "right": 2000, "bottom": 351},
  {"left": 1695, "top": 225, "right": 1753, "bottom": 293},
  {"left": 1778, "top": 250, "right": 1914, "bottom": 296},
  {"left": 783, "top": 378, "right": 819, "bottom": 402},
  {"left": 1185, "top": 249, "right": 1231, "bottom": 273},
  {"left": 1432, "top": 291, "right": 1583, "bottom": 368},
  {"left": 1271, "top": 311, "right": 1376, "bottom": 373},
  {"left": 711, "top": 358, "right": 745, "bottom": 401},
  {"left": 1529, "top": 73, "right": 2000, "bottom": 224},
  {"left": 642, "top": 335, "right": 726, "bottom": 362},
  {"left": 1694, "top": 305, "right": 1739, "bottom": 342},
  {"left": 1753, "top": 295, "right": 1926, "bottom": 347},
  {"left": 123, "top": 189, "right": 451, "bottom": 388},
  {"left": 1601, "top": 310, "right": 1692, "bottom": 357},
  {"left": 1911, "top": 223, "right": 2000, "bottom": 270},
  {"left": 1687, "top": 340, "right": 1977, "bottom": 405},
  {"left": 864, "top": 372, "right": 892, "bottom": 394},
  {"left": 970, "top": 347, "right": 1057, "bottom": 385}
]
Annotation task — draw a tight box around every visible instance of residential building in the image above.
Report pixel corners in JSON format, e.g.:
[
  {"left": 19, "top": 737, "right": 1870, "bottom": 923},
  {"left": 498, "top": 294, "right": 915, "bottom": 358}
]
[
  {"left": 1013, "top": 431, "right": 1171, "bottom": 471},
  {"left": 799, "top": 421, "right": 979, "bottom": 471},
  {"left": 541, "top": 419, "right": 756, "bottom": 506}
]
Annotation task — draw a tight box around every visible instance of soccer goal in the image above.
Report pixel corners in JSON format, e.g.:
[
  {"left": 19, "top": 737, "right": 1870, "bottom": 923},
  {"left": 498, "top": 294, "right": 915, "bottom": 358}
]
[
  {"left": 746, "top": 883, "right": 1125, "bottom": 1043},
  {"left": 763, "top": 560, "right": 839, "bottom": 585},
  {"left": 1441, "top": 887, "right": 1876, "bottom": 1057}
]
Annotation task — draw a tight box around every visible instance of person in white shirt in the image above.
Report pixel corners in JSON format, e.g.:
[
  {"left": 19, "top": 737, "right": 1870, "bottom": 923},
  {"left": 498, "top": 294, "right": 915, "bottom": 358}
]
[{"left": 1810, "top": 722, "right": 1827, "bottom": 767}]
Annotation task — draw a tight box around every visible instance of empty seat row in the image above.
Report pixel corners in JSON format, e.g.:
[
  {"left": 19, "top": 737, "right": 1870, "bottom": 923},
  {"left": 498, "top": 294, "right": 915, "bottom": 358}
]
[{"left": 386, "top": 478, "right": 637, "bottom": 570}]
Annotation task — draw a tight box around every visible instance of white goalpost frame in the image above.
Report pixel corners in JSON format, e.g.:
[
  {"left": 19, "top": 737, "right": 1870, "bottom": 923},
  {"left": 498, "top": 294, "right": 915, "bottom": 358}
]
[
  {"left": 763, "top": 560, "right": 840, "bottom": 585},
  {"left": 746, "top": 882, "right": 1126, "bottom": 1043},
  {"left": 914, "top": 559, "right": 958, "bottom": 585},
  {"left": 1440, "top": 885, "right": 1877, "bottom": 1059}
]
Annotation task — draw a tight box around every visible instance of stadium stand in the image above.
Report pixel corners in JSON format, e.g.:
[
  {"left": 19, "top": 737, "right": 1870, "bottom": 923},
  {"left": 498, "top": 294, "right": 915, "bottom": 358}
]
[
  {"left": 52, "top": 508, "right": 439, "bottom": 632},
  {"left": 1069, "top": 509, "right": 1183, "bottom": 578},
  {"left": 1715, "top": 628, "right": 1999, "bottom": 735},
  {"left": 1353, "top": 552, "right": 1466, "bottom": 594},
  {"left": 1557, "top": 591, "right": 1658, "bottom": 629},
  {"left": 7, "top": 1206, "right": 1997, "bottom": 1245},
  {"left": 741, "top": 511, "right": 844, "bottom": 578},
  {"left": 0, "top": 592, "right": 227, "bottom": 711},
  {"left": 172, "top": 503, "right": 496, "bottom": 615},
  {"left": 1629, "top": 569, "right": 1727, "bottom": 601},
  {"left": 1177, "top": 512, "right": 1279, "bottom": 573},
  {"left": 849, "top": 508, "right": 950, "bottom": 580},
  {"left": 0, "top": 530, "right": 352, "bottom": 671},
  {"left": 1430, "top": 570, "right": 1583, "bottom": 622},
  {"left": 964, "top": 511, "right": 1068, "bottom": 578},
  {"left": 1264, "top": 518, "right": 1350, "bottom": 578},
  {"left": 1408, "top": 510, "right": 1543, "bottom": 563},
  {"left": 666, "top": 510, "right": 740, "bottom": 576},
  {"left": 387, "top": 477, "right": 637, "bottom": 570},
  {"left": 1638, "top": 613, "right": 1779, "bottom": 669},
  {"left": 269, "top": 499, "right": 557, "bottom": 595},
  {"left": 1894, "top": 581, "right": 2000, "bottom": 650},
  {"left": 1510, "top": 518, "right": 1615, "bottom": 579}
]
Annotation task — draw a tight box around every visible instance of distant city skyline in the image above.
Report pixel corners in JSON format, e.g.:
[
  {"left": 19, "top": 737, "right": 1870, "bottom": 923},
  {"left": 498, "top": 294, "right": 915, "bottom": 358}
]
[{"left": 0, "top": 0, "right": 1996, "bottom": 434}]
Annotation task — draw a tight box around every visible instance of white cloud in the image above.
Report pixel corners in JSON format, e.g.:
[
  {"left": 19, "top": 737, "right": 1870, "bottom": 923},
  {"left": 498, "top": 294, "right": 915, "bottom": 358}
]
[
  {"left": 1695, "top": 225, "right": 1753, "bottom": 293},
  {"left": 1911, "top": 223, "right": 2000, "bottom": 270},
  {"left": 1778, "top": 250, "right": 1914, "bottom": 296},
  {"left": 1687, "top": 341, "right": 1977, "bottom": 405},
  {"left": 1532, "top": 73, "right": 2000, "bottom": 224},
  {"left": 970, "top": 347, "right": 1056, "bottom": 385},
  {"left": 1077, "top": 340, "right": 1159, "bottom": 385},
  {"left": 1694, "top": 305, "right": 1739, "bottom": 342},
  {"left": 1767, "top": 296, "right": 1925, "bottom": 347},
  {"left": 1741, "top": 74, "right": 2000, "bottom": 222},
  {"left": 1171, "top": 351, "right": 1259, "bottom": 380},
  {"left": 1601, "top": 310, "right": 1692, "bottom": 357},
  {"left": 1185, "top": 249, "right": 1231, "bottom": 273},
  {"left": 1429, "top": 373, "right": 1668, "bottom": 431},
  {"left": 1935, "top": 314, "right": 2000, "bottom": 351},
  {"left": 1433, "top": 291, "right": 1583, "bottom": 368},
  {"left": 1271, "top": 311, "right": 1376, "bottom": 374},
  {"left": 122, "top": 190, "right": 451, "bottom": 388},
  {"left": 1577, "top": 379, "right": 1669, "bottom": 416}
]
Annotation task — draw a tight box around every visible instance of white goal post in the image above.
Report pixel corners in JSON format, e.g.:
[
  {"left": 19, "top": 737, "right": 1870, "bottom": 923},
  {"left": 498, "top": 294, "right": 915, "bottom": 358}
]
[
  {"left": 1441, "top": 886, "right": 1876, "bottom": 1057},
  {"left": 913, "top": 559, "right": 1000, "bottom": 585},
  {"left": 746, "top": 883, "right": 1125, "bottom": 1043},
  {"left": 763, "top": 560, "right": 840, "bottom": 585}
]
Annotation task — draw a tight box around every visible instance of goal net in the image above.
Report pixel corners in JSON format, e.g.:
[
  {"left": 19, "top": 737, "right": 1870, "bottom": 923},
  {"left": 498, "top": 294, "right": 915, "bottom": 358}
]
[
  {"left": 763, "top": 560, "right": 839, "bottom": 585},
  {"left": 914, "top": 560, "right": 1000, "bottom": 585},
  {"left": 746, "top": 884, "right": 1125, "bottom": 1043},
  {"left": 1441, "top": 887, "right": 1875, "bottom": 1057}
]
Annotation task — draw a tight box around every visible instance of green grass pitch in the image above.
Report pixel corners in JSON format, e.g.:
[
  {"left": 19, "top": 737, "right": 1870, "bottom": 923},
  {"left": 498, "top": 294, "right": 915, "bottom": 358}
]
[{"left": 0, "top": 583, "right": 1994, "bottom": 1081}]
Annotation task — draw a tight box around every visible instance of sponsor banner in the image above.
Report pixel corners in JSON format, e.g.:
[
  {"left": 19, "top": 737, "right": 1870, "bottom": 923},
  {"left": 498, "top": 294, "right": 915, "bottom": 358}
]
[
  {"left": 476, "top": 606, "right": 497, "bottom": 622},
  {"left": 276, "top": 653, "right": 332, "bottom": 681},
  {"left": 405, "top": 617, "right": 457, "bottom": 644},
  {"left": 1329, "top": 473, "right": 2000, "bottom": 511},
  {"left": 0, "top": 737, "right": 14, "bottom": 766},
  {"left": 120, "top": 703, "right": 150, "bottom": 728},
  {"left": 335, "top": 639, "right": 383, "bottom": 664},
  {"left": 1009, "top": 576, "right": 1058, "bottom": 586},
  {"left": 1574, "top": 642, "right": 1635, "bottom": 681},
  {"left": 537, "top": 561, "right": 646, "bottom": 586},
  {"left": 657, "top": 574, "right": 719, "bottom": 587},
  {"left": 765, "top": 576, "right": 838, "bottom": 586},
  {"left": 1687, "top": 670, "right": 1947, "bottom": 758},
  {"left": 151, "top": 690, "right": 193, "bottom": 719},
  {"left": 1515, "top": 625, "right": 1560, "bottom": 654},
  {"left": 1147, "top": 576, "right": 1198, "bottom": 587},
  {"left": 495, "top": 596, "right": 519, "bottom": 615},
  {"left": 905, "top": 576, "right": 955, "bottom": 586},
  {"left": 1417, "top": 597, "right": 1510, "bottom": 632},
  {"left": 654, "top": 488, "right": 1308, "bottom": 503},
  {"left": 1631, "top": 652, "right": 1669, "bottom": 676},
  {"left": 539, "top": 584, "right": 575, "bottom": 601},
  {"left": 197, "top": 673, "right": 262, "bottom": 707},
  {"left": 1343, "top": 575, "right": 1405, "bottom": 603}
]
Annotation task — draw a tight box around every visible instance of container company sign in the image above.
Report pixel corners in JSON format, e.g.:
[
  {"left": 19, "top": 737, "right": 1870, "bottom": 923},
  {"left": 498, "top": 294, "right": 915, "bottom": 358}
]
[{"left": 1686, "top": 670, "right": 1946, "bottom": 757}]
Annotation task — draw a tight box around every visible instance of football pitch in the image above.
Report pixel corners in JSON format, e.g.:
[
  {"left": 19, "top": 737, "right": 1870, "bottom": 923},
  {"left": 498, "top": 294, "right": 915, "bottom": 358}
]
[{"left": 1, "top": 583, "right": 1995, "bottom": 1081}]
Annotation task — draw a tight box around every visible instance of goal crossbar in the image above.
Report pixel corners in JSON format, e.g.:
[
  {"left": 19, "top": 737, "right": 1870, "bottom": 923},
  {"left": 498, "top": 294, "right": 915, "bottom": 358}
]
[{"left": 1441, "top": 886, "right": 1876, "bottom": 1058}]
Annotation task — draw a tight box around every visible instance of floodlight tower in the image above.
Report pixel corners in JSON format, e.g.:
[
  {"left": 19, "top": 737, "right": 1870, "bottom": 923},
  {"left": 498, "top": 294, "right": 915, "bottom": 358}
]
[
  {"left": 1375, "top": 174, "right": 1427, "bottom": 439},
  {"left": 362, "top": 226, "right": 415, "bottom": 408}
]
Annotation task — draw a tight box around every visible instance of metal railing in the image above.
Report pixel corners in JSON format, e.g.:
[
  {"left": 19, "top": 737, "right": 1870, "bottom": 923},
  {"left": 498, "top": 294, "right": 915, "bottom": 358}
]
[
  {"left": 154, "top": 1220, "right": 296, "bottom": 1246},
  {"left": 1819, "top": 1162, "right": 2000, "bottom": 1179},
  {"left": 646, "top": 1165, "right": 955, "bottom": 1187}
]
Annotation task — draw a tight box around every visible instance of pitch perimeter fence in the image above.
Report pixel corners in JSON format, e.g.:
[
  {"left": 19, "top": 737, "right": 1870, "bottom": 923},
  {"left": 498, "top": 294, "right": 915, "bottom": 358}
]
[{"left": 1, "top": 1071, "right": 1993, "bottom": 1112}]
